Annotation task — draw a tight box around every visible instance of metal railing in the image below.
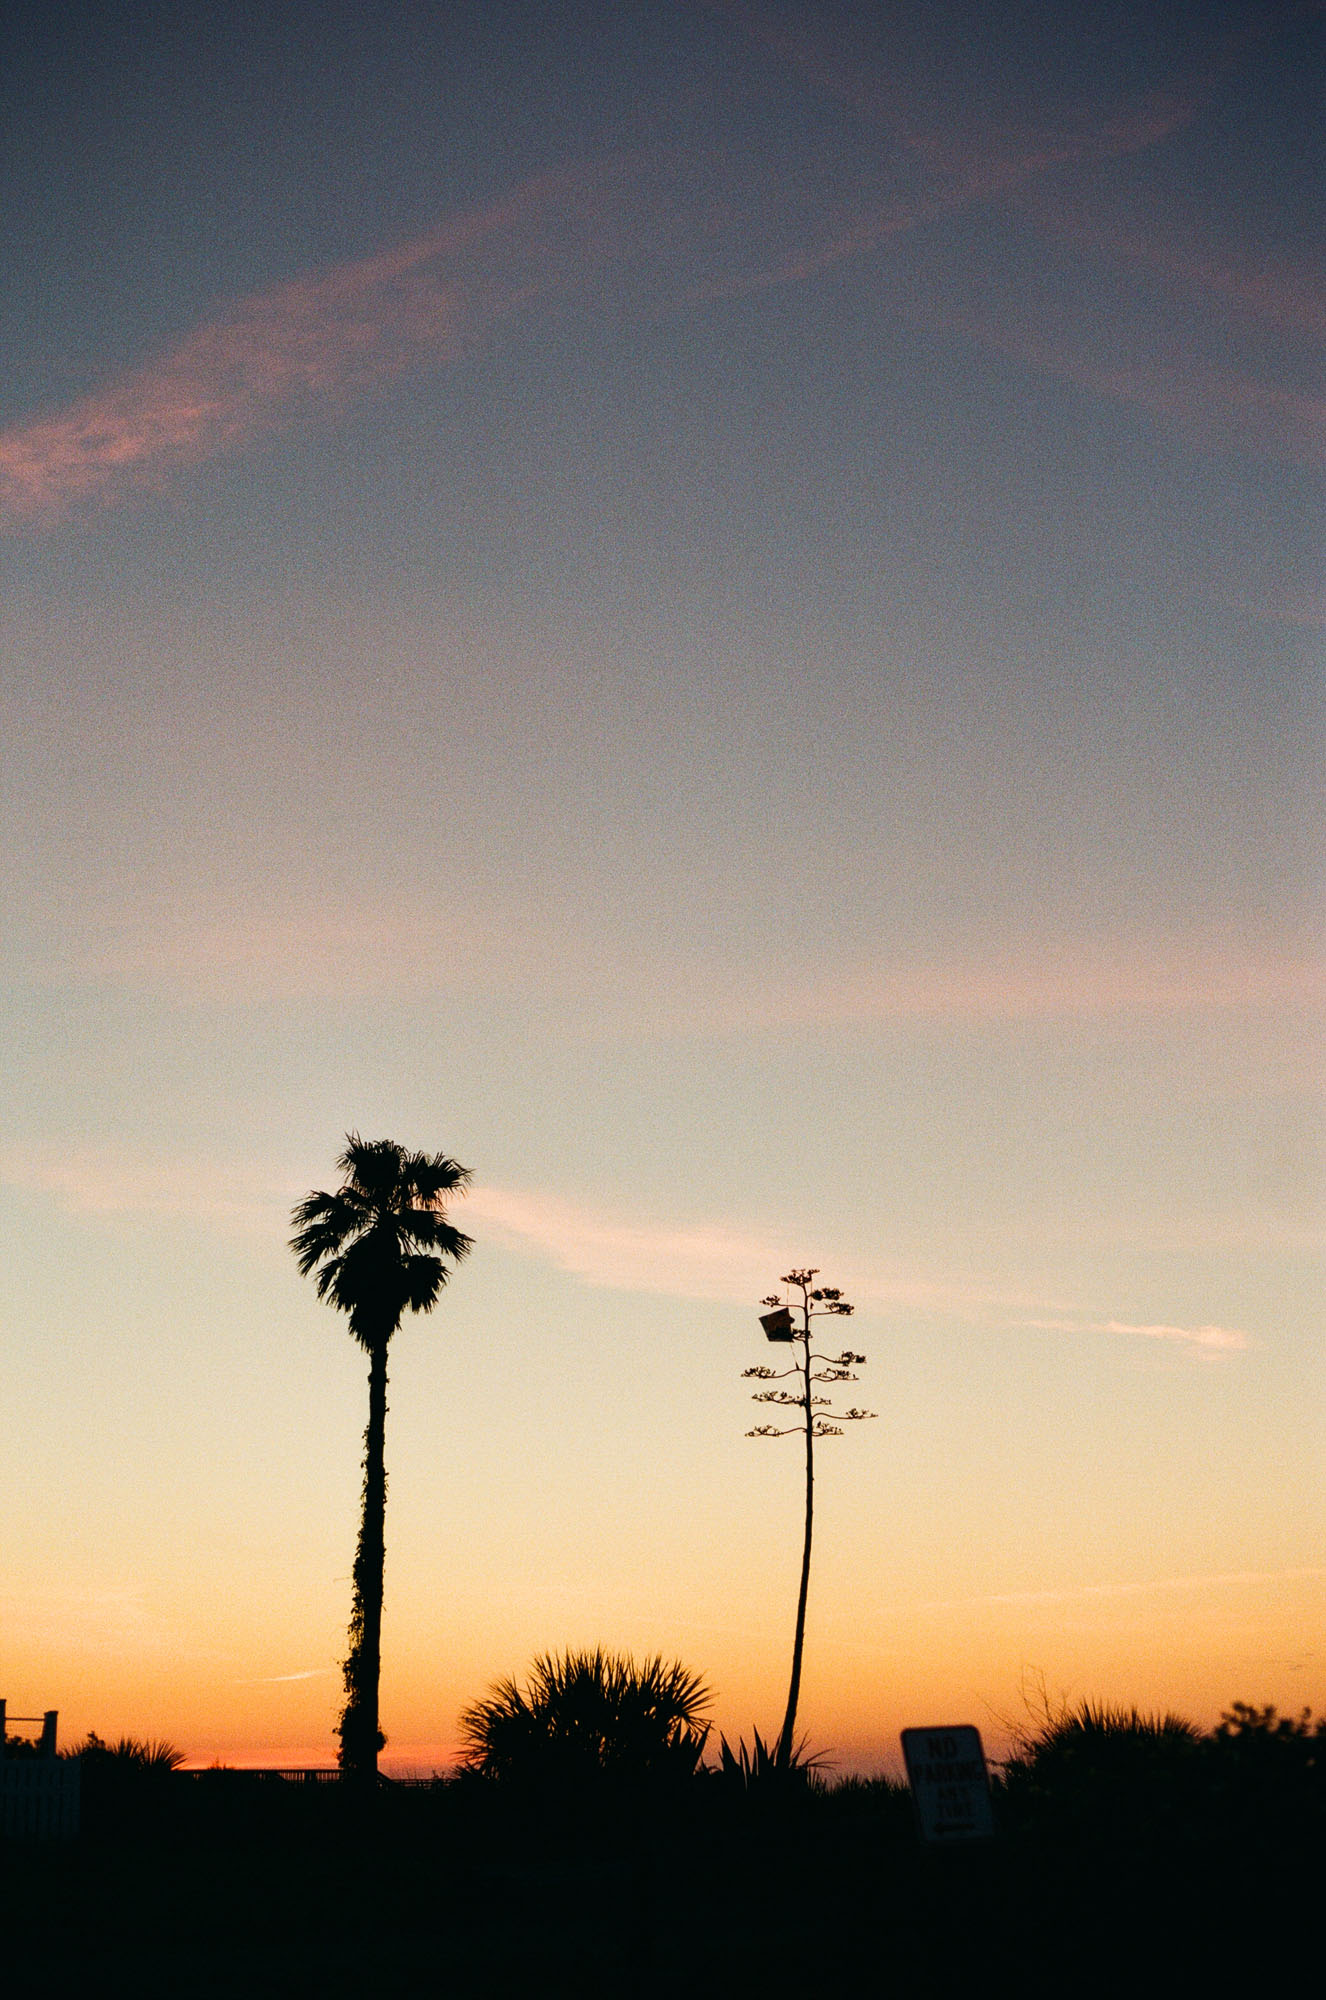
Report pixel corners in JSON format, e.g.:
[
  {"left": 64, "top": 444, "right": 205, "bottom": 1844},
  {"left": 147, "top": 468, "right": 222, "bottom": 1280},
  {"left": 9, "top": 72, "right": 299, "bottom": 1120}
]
[
  {"left": 177, "top": 1767, "right": 342, "bottom": 1784},
  {"left": 176, "top": 1768, "right": 438, "bottom": 1786}
]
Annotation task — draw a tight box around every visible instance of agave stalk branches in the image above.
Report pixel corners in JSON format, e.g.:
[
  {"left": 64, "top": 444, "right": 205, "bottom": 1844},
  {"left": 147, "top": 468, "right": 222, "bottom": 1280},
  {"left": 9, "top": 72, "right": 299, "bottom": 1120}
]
[{"left": 744, "top": 1267, "right": 874, "bottom": 1771}]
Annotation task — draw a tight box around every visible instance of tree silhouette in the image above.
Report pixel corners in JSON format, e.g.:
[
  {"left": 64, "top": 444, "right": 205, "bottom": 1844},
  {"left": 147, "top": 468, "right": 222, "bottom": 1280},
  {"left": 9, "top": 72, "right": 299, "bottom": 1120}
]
[
  {"left": 744, "top": 1267, "right": 874, "bottom": 1770},
  {"left": 290, "top": 1134, "right": 472, "bottom": 1783}
]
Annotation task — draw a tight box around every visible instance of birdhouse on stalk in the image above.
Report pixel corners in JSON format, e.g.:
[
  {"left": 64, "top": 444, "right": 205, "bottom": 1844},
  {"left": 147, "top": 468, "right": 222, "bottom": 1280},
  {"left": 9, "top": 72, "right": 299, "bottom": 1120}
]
[{"left": 760, "top": 1306, "right": 794, "bottom": 1341}]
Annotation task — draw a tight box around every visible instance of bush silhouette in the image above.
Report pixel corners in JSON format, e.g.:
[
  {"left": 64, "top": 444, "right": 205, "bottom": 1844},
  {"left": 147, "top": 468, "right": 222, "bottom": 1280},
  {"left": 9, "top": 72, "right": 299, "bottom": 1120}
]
[
  {"left": 460, "top": 1648, "right": 710, "bottom": 1791},
  {"left": 1001, "top": 1699, "right": 1204, "bottom": 1842},
  {"left": 1, "top": 1735, "right": 44, "bottom": 1760},
  {"left": 1205, "top": 1703, "right": 1326, "bottom": 1841},
  {"left": 75, "top": 1733, "right": 187, "bottom": 1775},
  {"left": 71, "top": 1733, "right": 188, "bottom": 1835}
]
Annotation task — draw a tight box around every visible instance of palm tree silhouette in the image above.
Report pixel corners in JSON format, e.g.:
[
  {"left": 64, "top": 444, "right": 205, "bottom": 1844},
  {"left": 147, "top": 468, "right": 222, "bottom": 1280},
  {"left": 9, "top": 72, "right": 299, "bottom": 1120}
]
[{"left": 290, "top": 1134, "right": 472, "bottom": 1783}]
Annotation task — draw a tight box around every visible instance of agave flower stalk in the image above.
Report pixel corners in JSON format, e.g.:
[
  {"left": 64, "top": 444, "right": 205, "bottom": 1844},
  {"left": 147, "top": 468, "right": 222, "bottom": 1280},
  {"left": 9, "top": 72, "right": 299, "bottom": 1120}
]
[{"left": 744, "top": 1267, "right": 875, "bottom": 1771}]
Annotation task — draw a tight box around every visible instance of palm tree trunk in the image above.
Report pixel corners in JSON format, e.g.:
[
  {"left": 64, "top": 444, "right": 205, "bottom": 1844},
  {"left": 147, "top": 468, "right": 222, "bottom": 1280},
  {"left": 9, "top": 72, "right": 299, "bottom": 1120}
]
[
  {"left": 339, "top": 1342, "right": 389, "bottom": 1784},
  {"left": 777, "top": 1334, "right": 814, "bottom": 1770}
]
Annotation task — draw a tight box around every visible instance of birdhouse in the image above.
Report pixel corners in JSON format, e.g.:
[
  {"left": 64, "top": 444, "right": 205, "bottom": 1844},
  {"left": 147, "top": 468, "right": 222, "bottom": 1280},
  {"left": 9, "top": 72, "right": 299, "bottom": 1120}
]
[{"left": 760, "top": 1306, "right": 794, "bottom": 1341}]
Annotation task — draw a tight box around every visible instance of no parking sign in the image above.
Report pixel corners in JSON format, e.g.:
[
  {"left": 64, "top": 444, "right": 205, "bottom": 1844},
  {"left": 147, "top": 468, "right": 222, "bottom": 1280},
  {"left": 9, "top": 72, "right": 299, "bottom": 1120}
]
[{"left": 901, "top": 1725, "right": 995, "bottom": 1842}]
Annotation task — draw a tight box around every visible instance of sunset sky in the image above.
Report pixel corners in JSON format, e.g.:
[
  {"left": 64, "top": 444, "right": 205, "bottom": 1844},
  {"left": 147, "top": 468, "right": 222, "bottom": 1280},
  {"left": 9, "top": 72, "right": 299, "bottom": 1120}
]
[{"left": 2, "top": 0, "right": 1321, "bottom": 1775}]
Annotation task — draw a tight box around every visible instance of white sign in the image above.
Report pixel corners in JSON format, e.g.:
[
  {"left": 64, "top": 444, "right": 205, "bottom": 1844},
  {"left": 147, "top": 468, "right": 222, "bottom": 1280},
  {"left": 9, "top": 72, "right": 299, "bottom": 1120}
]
[{"left": 901, "top": 1725, "right": 995, "bottom": 1842}]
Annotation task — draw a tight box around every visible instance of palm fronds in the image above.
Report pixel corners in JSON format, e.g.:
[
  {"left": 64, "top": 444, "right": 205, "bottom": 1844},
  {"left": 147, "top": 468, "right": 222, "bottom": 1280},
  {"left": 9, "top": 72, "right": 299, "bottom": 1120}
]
[
  {"left": 1005, "top": 1697, "right": 1203, "bottom": 1767},
  {"left": 290, "top": 1134, "right": 472, "bottom": 1349},
  {"left": 76, "top": 1733, "right": 186, "bottom": 1772},
  {"left": 460, "top": 1648, "right": 711, "bottom": 1787}
]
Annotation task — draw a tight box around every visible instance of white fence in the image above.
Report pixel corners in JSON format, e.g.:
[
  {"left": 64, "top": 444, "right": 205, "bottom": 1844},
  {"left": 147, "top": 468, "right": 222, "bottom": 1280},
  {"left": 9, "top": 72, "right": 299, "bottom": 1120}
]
[{"left": 0, "top": 1758, "right": 81, "bottom": 1839}]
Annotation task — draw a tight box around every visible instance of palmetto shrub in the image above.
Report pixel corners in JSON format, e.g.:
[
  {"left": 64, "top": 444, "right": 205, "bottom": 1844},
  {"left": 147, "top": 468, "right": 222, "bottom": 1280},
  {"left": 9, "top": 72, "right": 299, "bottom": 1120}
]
[
  {"left": 75, "top": 1733, "right": 187, "bottom": 1774},
  {"left": 459, "top": 1648, "right": 710, "bottom": 1790},
  {"left": 73, "top": 1733, "right": 188, "bottom": 1835},
  {"left": 1001, "top": 1700, "right": 1204, "bottom": 1841}
]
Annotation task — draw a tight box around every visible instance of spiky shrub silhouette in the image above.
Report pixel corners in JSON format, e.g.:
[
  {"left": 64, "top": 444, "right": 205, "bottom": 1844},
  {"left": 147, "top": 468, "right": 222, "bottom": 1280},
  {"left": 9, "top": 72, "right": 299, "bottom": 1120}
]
[
  {"left": 1001, "top": 1700, "right": 1204, "bottom": 1844},
  {"left": 744, "top": 1268, "right": 875, "bottom": 1770},
  {"left": 713, "top": 1727, "right": 829, "bottom": 1792},
  {"left": 72, "top": 1733, "right": 188, "bottom": 1835},
  {"left": 460, "top": 1649, "right": 710, "bottom": 1793},
  {"left": 291, "top": 1134, "right": 472, "bottom": 1783},
  {"left": 75, "top": 1733, "right": 187, "bottom": 1774}
]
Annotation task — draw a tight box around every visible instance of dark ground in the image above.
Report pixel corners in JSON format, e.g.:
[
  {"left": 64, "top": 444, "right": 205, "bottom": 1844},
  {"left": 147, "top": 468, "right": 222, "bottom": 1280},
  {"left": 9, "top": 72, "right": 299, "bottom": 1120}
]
[{"left": 2, "top": 1766, "right": 1320, "bottom": 1998}]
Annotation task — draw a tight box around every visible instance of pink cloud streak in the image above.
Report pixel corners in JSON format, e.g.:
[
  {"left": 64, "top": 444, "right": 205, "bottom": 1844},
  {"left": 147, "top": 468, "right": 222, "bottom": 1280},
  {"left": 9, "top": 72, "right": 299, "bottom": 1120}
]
[
  {"left": 703, "top": 0, "right": 1259, "bottom": 183},
  {"left": 1015, "top": 1316, "right": 1250, "bottom": 1353},
  {"left": 27, "top": 897, "right": 1323, "bottom": 1033},
  {"left": 912, "top": 306, "right": 1326, "bottom": 469},
  {"left": 704, "top": 1, "right": 1326, "bottom": 461},
  {"left": 5, "top": 0, "right": 1321, "bottom": 527},
  {"left": 713, "top": 944, "right": 1324, "bottom": 1035},
  {"left": 1017, "top": 191, "right": 1326, "bottom": 345},
  {"left": 684, "top": 3, "right": 1223, "bottom": 302},
  {"left": 0, "top": 160, "right": 652, "bottom": 529}
]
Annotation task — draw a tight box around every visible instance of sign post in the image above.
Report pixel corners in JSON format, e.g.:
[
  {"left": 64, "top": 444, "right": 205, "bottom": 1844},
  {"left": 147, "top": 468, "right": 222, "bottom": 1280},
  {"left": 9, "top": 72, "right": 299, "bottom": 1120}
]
[{"left": 901, "top": 1725, "right": 995, "bottom": 1842}]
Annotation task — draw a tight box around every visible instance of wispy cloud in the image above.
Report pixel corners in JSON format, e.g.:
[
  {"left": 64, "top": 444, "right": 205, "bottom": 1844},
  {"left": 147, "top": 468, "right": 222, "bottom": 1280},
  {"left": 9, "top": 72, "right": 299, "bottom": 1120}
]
[
  {"left": 465, "top": 1184, "right": 785, "bottom": 1303},
  {"left": 7, "top": 2, "right": 1318, "bottom": 525},
  {"left": 0, "top": 1141, "right": 287, "bottom": 1234},
  {"left": 464, "top": 1187, "right": 1248, "bottom": 1358},
  {"left": 0, "top": 1139, "right": 1257, "bottom": 1356},
  {"left": 704, "top": 0, "right": 1237, "bottom": 175},
  {"left": 234, "top": 1668, "right": 334, "bottom": 1685},
  {"left": 705, "top": 0, "right": 1326, "bottom": 463},
  {"left": 1013, "top": 1316, "right": 1250, "bottom": 1354},
  {"left": 0, "top": 157, "right": 666, "bottom": 529},
  {"left": 679, "top": 71, "right": 1211, "bottom": 308},
  {"left": 0, "top": 141, "right": 906, "bottom": 529},
  {"left": 467, "top": 1183, "right": 1013, "bottom": 1313},
  {"left": 910, "top": 1564, "right": 1326, "bottom": 1615},
  {"left": 0, "top": 1138, "right": 1010, "bottom": 1313},
  {"left": 704, "top": 945, "right": 1324, "bottom": 1034},
  {"left": 1016, "top": 190, "right": 1326, "bottom": 345},
  {"left": 29, "top": 898, "right": 1324, "bottom": 1031},
  {"left": 921, "top": 308, "right": 1326, "bottom": 470}
]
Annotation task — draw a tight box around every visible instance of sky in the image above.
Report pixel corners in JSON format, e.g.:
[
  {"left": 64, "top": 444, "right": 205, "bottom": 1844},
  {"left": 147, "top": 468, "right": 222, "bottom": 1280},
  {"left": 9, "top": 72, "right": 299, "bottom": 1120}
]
[{"left": 1, "top": 0, "right": 1321, "bottom": 1776}]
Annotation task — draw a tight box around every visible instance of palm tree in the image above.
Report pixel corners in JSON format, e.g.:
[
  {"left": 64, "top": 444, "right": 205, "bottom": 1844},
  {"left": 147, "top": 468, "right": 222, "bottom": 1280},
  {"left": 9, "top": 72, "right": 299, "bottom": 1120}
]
[{"left": 290, "top": 1134, "right": 472, "bottom": 1783}]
